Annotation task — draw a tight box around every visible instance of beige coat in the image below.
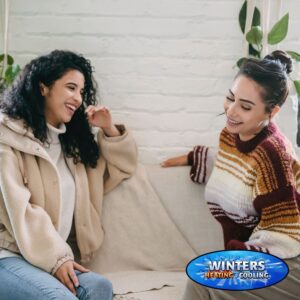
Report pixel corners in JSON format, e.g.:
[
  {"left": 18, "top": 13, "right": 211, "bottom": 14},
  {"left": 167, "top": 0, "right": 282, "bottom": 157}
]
[{"left": 0, "top": 114, "right": 137, "bottom": 274}]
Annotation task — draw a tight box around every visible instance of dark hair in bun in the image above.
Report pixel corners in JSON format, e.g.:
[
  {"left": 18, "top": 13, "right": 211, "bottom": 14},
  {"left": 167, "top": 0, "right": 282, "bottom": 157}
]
[
  {"left": 264, "top": 50, "right": 293, "bottom": 74},
  {"left": 237, "top": 50, "right": 292, "bottom": 113}
]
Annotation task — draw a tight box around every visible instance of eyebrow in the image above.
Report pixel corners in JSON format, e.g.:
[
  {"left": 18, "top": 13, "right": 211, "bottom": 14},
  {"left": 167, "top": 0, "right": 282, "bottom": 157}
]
[
  {"left": 229, "top": 89, "right": 255, "bottom": 105},
  {"left": 66, "top": 82, "right": 84, "bottom": 89}
]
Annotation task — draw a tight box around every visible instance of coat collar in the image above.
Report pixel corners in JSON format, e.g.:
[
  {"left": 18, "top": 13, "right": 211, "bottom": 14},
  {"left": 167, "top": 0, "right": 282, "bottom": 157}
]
[
  {"left": 0, "top": 113, "right": 36, "bottom": 138},
  {"left": 0, "top": 113, "right": 49, "bottom": 159}
]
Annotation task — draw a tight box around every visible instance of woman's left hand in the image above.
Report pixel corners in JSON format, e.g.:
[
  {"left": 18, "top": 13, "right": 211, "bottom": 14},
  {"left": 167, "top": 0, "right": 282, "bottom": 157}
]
[{"left": 85, "top": 105, "right": 120, "bottom": 137}]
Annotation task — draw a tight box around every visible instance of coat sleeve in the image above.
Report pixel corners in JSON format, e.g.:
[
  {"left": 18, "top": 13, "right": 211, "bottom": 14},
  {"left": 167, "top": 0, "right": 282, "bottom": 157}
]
[
  {"left": 226, "top": 142, "right": 300, "bottom": 259},
  {"left": 187, "top": 146, "right": 218, "bottom": 184},
  {"left": 0, "top": 144, "right": 74, "bottom": 274},
  {"left": 97, "top": 125, "right": 138, "bottom": 193}
]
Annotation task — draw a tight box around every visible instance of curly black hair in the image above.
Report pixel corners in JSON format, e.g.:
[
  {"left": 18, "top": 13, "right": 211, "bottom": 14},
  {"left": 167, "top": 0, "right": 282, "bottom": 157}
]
[{"left": 0, "top": 50, "right": 100, "bottom": 167}]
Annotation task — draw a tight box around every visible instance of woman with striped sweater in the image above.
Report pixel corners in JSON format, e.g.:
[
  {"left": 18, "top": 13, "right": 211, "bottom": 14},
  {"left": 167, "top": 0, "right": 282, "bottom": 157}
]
[{"left": 162, "top": 50, "right": 300, "bottom": 299}]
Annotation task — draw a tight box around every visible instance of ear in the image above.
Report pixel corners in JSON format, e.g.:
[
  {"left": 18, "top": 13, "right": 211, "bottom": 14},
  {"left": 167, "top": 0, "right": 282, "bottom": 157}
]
[
  {"left": 270, "top": 105, "right": 280, "bottom": 119},
  {"left": 39, "top": 82, "right": 48, "bottom": 96}
]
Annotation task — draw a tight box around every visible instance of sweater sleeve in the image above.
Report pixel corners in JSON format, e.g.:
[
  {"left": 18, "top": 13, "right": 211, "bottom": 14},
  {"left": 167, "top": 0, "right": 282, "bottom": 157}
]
[
  {"left": 188, "top": 146, "right": 218, "bottom": 184},
  {"left": 97, "top": 125, "right": 138, "bottom": 193},
  {"left": 0, "top": 145, "right": 74, "bottom": 274},
  {"left": 227, "top": 140, "right": 300, "bottom": 259}
]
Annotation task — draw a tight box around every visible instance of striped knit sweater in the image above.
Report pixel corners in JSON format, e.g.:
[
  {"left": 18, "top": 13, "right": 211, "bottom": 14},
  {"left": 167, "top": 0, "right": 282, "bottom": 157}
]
[{"left": 188, "top": 122, "right": 300, "bottom": 259}]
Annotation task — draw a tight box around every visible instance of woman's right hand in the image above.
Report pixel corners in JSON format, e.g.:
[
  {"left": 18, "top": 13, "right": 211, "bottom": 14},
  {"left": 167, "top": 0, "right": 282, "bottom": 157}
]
[
  {"left": 161, "top": 154, "right": 188, "bottom": 167},
  {"left": 54, "top": 260, "right": 90, "bottom": 295}
]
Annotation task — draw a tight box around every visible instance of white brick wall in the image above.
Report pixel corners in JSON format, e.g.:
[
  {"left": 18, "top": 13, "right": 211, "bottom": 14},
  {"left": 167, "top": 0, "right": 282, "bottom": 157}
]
[{"left": 6, "top": 0, "right": 300, "bottom": 163}]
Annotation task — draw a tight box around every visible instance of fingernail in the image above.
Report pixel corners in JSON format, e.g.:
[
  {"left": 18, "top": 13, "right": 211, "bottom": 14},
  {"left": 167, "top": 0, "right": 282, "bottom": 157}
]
[{"left": 75, "top": 282, "right": 79, "bottom": 288}]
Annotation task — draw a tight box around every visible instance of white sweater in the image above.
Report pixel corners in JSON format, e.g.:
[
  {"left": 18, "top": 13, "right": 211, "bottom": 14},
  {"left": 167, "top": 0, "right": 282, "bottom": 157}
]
[{"left": 44, "top": 123, "right": 76, "bottom": 241}]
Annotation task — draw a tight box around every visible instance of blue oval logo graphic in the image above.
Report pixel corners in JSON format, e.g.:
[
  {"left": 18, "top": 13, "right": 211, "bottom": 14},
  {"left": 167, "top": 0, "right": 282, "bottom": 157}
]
[{"left": 186, "top": 250, "right": 289, "bottom": 291}]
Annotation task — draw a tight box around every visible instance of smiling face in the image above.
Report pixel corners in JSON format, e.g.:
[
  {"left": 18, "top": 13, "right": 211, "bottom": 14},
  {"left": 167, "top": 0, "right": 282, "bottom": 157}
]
[
  {"left": 41, "top": 69, "right": 85, "bottom": 128},
  {"left": 224, "top": 75, "right": 278, "bottom": 141}
]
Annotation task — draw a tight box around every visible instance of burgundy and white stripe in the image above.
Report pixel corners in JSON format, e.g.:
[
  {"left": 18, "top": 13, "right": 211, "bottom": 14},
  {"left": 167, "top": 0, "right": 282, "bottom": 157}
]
[{"left": 190, "top": 146, "right": 208, "bottom": 183}]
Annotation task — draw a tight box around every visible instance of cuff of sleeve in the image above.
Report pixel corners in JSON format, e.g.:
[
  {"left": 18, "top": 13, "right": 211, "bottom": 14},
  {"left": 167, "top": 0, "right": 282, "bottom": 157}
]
[
  {"left": 187, "top": 151, "right": 194, "bottom": 166},
  {"left": 226, "top": 239, "right": 248, "bottom": 250},
  {"left": 98, "top": 124, "right": 128, "bottom": 143},
  {"left": 226, "top": 239, "right": 268, "bottom": 253},
  {"left": 50, "top": 254, "right": 74, "bottom": 275},
  {"left": 189, "top": 146, "right": 209, "bottom": 183}
]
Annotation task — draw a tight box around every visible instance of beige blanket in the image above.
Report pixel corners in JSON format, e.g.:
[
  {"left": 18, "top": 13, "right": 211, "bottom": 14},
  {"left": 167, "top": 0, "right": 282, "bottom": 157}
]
[{"left": 87, "top": 164, "right": 196, "bottom": 295}]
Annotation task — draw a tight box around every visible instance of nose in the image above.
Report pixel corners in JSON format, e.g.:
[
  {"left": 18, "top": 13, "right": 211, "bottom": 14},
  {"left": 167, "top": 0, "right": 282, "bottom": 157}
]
[
  {"left": 74, "top": 90, "right": 83, "bottom": 105},
  {"left": 225, "top": 101, "right": 238, "bottom": 118}
]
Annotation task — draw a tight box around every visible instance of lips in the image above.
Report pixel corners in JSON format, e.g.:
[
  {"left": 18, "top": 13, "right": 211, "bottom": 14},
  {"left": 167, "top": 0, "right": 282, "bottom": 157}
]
[
  {"left": 65, "top": 103, "right": 77, "bottom": 115},
  {"left": 227, "top": 118, "right": 243, "bottom": 127}
]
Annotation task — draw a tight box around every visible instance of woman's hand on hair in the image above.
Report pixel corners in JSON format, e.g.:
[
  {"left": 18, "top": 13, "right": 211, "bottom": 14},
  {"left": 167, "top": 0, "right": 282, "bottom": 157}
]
[
  {"left": 85, "top": 105, "right": 120, "bottom": 137},
  {"left": 54, "top": 260, "right": 89, "bottom": 296},
  {"left": 161, "top": 154, "right": 188, "bottom": 167}
]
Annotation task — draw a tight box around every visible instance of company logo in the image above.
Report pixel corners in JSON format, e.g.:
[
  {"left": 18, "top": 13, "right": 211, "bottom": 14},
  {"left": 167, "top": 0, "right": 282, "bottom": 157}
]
[{"left": 186, "top": 250, "right": 289, "bottom": 290}]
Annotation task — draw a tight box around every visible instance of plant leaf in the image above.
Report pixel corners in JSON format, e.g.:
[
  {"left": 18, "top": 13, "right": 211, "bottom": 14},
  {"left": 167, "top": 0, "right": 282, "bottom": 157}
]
[
  {"left": 268, "top": 13, "right": 289, "bottom": 45},
  {"left": 246, "top": 26, "right": 263, "bottom": 46},
  {"left": 252, "top": 7, "right": 261, "bottom": 27},
  {"left": 249, "top": 44, "right": 261, "bottom": 58},
  {"left": 287, "top": 51, "right": 300, "bottom": 62},
  {"left": 294, "top": 80, "right": 300, "bottom": 98},
  {"left": 0, "top": 54, "right": 14, "bottom": 65},
  {"left": 239, "top": 0, "right": 247, "bottom": 33},
  {"left": 239, "top": 1, "right": 261, "bottom": 34},
  {"left": 237, "top": 57, "right": 247, "bottom": 68},
  {"left": 7, "top": 55, "right": 14, "bottom": 65},
  {"left": 4, "top": 64, "right": 21, "bottom": 84}
]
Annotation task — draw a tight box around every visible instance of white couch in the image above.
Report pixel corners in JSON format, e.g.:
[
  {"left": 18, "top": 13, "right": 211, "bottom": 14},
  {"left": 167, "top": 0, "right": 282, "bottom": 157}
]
[{"left": 87, "top": 164, "right": 223, "bottom": 300}]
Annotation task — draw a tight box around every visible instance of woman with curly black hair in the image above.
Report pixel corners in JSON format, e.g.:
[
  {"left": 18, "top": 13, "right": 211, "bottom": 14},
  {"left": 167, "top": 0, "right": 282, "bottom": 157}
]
[{"left": 0, "top": 50, "right": 137, "bottom": 300}]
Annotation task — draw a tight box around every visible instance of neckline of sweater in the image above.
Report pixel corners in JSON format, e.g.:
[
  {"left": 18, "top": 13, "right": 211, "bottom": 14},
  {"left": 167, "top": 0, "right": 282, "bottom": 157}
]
[
  {"left": 235, "top": 122, "right": 277, "bottom": 153},
  {"left": 46, "top": 123, "right": 66, "bottom": 145}
]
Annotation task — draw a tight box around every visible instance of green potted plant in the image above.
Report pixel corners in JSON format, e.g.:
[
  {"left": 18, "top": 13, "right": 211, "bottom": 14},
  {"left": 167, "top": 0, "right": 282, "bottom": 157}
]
[
  {"left": 0, "top": 54, "right": 21, "bottom": 93},
  {"left": 237, "top": 0, "right": 300, "bottom": 145},
  {"left": 0, "top": 0, "right": 20, "bottom": 93}
]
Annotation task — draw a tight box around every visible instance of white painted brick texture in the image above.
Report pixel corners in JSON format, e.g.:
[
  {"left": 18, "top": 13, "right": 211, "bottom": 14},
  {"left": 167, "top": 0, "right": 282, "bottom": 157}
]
[{"left": 6, "top": 0, "right": 300, "bottom": 163}]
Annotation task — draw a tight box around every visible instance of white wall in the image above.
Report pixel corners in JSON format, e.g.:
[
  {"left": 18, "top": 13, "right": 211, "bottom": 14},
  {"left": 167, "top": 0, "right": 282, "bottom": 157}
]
[{"left": 7, "top": 0, "right": 300, "bottom": 163}]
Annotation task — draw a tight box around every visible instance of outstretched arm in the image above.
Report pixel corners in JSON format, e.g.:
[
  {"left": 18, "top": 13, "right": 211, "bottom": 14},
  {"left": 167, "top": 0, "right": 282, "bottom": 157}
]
[
  {"left": 161, "top": 154, "right": 188, "bottom": 167},
  {"left": 161, "top": 146, "right": 218, "bottom": 184}
]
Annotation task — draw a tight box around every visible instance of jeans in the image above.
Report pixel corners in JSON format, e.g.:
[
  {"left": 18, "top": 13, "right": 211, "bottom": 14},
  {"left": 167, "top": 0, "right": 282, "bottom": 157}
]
[{"left": 0, "top": 256, "right": 113, "bottom": 300}]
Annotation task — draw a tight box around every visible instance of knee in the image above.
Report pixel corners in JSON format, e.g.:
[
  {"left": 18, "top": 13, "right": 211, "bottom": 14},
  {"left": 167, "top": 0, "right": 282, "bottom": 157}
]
[
  {"left": 46, "top": 289, "right": 78, "bottom": 300},
  {"left": 28, "top": 289, "right": 77, "bottom": 300},
  {"left": 94, "top": 276, "right": 113, "bottom": 300},
  {"left": 80, "top": 274, "right": 113, "bottom": 300}
]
